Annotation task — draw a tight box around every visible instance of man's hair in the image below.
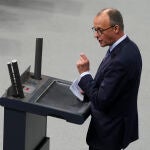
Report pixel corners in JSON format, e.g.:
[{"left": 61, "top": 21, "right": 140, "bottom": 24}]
[{"left": 97, "top": 8, "right": 124, "bottom": 31}]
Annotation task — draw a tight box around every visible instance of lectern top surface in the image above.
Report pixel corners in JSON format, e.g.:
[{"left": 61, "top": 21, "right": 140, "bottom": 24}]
[{"left": 0, "top": 73, "right": 90, "bottom": 124}]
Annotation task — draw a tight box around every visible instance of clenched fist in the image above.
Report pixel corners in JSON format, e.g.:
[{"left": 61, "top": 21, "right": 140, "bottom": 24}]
[{"left": 76, "top": 53, "right": 90, "bottom": 74}]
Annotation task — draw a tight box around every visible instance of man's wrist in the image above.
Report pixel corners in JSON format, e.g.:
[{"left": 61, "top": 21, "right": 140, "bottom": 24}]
[{"left": 80, "top": 71, "right": 90, "bottom": 78}]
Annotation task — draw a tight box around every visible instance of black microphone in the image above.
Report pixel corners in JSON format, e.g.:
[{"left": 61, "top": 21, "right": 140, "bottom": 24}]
[
  {"left": 7, "top": 62, "right": 18, "bottom": 97},
  {"left": 12, "top": 60, "right": 24, "bottom": 98},
  {"left": 34, "top": 38, "right": 43, "bottom": 80}
]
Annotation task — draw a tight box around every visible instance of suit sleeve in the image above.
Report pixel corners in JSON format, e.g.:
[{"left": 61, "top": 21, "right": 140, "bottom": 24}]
[{"left": 78, "top": 60, "right": 128, "bottom": 112}]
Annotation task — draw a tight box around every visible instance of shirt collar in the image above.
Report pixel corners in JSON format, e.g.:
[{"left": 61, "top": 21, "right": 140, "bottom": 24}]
[{"left": 109, "top": 34, "right": 127, "bottom": 52}]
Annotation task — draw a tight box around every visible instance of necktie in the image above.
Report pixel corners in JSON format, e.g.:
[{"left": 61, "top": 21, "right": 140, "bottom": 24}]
[
  {"left": 95, "top": 48, "right": 111, "bottom": 79},
  {"left": 105, "top": 48, "right": 110, "bottom": 58},
  {"left": 102, "top": 48, "right": 110, "bottom": 63}
]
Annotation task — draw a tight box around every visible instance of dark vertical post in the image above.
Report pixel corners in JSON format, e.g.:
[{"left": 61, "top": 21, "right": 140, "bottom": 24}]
[
  {"left": 7, "top": 62, "right": 18, "bottom": 97},
  {"left": 34, "top": 38, "right": 43, "bottom": 80},
  {"left": 12, "top": 60, "right": 24, "bottom": 98}
]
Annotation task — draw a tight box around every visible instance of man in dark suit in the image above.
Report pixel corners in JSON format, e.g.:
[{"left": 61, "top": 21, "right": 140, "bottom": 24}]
[{"left": 76, "top": 8, "right": 142, "bottom": 150}]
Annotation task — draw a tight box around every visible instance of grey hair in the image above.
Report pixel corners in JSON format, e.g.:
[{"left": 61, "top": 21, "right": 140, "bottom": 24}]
[{"left": 97, "top": 8, "right": 124, "bottom": 31}]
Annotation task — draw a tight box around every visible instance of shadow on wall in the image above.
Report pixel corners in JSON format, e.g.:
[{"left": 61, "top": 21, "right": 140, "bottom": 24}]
[{"left": 0, "top": 0, "right": 84, "bottom": 16}]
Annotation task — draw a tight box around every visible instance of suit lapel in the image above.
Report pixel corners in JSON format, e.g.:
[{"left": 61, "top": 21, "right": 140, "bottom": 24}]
[
  {"left": 94, "top": 37, "right": 130, "bottom": 81},
  {"left": 110, "top": 37, "right": 130, "bottom": 58}
]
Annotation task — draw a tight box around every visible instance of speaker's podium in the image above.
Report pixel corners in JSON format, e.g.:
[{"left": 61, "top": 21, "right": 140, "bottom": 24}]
[{"left": 0, "top": 38, "right": 90, "bottom": 150}]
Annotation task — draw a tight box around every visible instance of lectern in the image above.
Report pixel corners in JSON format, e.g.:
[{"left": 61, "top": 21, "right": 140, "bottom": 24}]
[{"left": 0, "top": 38, "right": 90, "bottom": 150}]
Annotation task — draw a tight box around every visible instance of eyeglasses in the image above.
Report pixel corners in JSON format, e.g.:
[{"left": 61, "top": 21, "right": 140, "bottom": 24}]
[{"left": 92, "top": 25, "right": 115, "bottom": 35}]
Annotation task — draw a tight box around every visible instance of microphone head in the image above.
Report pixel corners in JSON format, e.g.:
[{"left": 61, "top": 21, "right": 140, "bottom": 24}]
[{"left": 12, "top": 59, "right": 17, "bottom": 63}]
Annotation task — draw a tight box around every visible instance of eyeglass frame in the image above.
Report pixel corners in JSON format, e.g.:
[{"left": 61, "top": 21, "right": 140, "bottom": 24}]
[{"left": 92, "top": 25, "right": 115, "bottom": 35}]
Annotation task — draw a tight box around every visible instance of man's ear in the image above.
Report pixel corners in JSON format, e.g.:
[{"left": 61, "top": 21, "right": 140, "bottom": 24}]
[{"left": 114, "top": 25, "right": 120, "bottom": 34}]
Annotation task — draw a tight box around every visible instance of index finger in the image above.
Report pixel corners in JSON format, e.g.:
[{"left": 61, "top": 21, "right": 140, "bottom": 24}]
[{"left": 80, "top": 53, "right": 88, "bottom": 61}]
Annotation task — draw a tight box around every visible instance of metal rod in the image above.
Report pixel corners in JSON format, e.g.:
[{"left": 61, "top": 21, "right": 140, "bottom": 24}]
[
  {"left": 34, "top": 38, "right": 43, "bottom": 80},
  {"left": 12, "top": 60, "right": 24, "bottom": 98},
  {"left": 7, "top": 62, "right": 18, "bottom": 97}
]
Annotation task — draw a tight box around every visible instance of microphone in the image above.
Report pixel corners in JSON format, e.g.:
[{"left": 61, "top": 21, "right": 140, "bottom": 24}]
[
  {"left": 7, "top": 62, "right": 18, "bottom": 97},
  {"left": 11, "top": 59, "right": 24, "bottom": 98},
  {"left": 34, "top": 38, "right": 43, "bottom": 80},
  {"left": 7, "top": 60, "right": 24, "bottom": 98}
]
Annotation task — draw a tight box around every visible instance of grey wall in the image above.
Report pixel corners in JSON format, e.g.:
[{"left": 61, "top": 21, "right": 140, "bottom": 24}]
[{"left": 0, "top": 0, "right": 149, "bottom": 149}]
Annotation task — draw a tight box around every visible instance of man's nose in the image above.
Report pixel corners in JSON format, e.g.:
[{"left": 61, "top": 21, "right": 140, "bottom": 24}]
[{"left": 94, "top": 32, "right": 100, "bottom": 39}]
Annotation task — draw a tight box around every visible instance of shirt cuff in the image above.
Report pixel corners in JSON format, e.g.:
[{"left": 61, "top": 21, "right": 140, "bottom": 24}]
[{"left": 80, "top": 71, "right": 90, "bottom": 78}]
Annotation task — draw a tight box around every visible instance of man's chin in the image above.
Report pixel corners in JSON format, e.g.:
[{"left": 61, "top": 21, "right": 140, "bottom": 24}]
[
  {"left": 99, "top": 43, "right": 106, "bottom": 47},
  {"left": 98, "top": 41, "right": 107, "bottom": 47}
]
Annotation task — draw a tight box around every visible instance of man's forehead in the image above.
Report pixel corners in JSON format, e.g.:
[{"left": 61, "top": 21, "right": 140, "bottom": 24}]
[{"left": 94, "top": 13, "right": 110, "bottom": 27}]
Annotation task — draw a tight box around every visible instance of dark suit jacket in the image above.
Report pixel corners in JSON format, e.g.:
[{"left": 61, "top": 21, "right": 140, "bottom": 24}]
[{"left": 78, "top": 37, "right": 142, "bottom": 149}]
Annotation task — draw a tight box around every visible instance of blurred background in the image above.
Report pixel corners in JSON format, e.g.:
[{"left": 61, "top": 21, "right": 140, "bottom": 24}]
[{"left": 0, "top": 0, "right": 149, "bottom": 149}]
